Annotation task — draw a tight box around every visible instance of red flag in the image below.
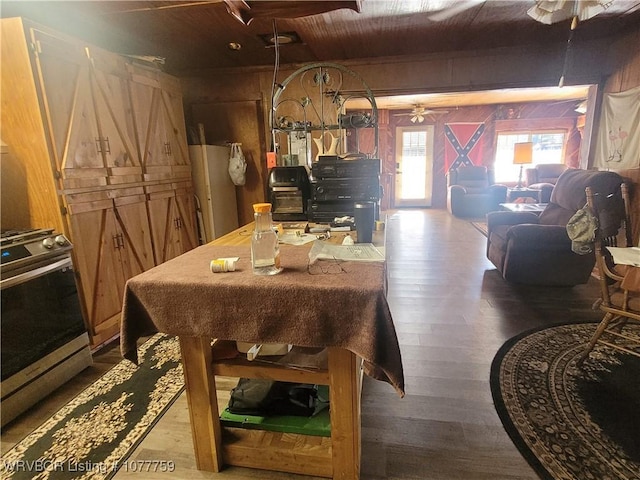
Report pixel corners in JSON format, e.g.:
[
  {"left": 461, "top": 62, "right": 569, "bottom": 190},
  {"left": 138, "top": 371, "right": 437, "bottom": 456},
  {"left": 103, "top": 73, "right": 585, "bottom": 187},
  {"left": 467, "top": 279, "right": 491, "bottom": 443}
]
[{"left": 444, "top": 123, "right": 485, "bottom": 172}]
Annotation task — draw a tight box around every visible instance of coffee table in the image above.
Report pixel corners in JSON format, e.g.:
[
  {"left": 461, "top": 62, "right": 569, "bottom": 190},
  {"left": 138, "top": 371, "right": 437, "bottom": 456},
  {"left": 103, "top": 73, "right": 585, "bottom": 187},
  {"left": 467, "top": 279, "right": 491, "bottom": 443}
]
[
  {"left": 499, "top": 203, "right": 548, "bottom": 214},
  {"left": 507, "top": 187, "right": 541, "bottom": 202}
]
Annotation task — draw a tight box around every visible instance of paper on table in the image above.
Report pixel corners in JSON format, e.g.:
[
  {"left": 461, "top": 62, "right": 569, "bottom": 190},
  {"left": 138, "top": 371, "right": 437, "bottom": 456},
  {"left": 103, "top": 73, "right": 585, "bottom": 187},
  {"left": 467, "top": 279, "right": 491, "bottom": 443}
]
[
  {"left": 308, "top": 241, "right": 385, "bottom": 263},
  {"left": 606, "top": 247, "right": 640, "bottom": 267},
  {"left": 279, "top": 233, "right": 317, "bottom": 245}
]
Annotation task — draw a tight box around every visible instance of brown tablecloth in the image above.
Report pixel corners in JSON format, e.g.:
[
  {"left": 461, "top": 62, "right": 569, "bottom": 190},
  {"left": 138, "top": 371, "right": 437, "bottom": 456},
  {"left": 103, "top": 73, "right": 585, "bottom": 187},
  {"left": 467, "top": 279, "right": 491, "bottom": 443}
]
[{"left": 120, "top": 244, "right": 404, "bottom": 397}]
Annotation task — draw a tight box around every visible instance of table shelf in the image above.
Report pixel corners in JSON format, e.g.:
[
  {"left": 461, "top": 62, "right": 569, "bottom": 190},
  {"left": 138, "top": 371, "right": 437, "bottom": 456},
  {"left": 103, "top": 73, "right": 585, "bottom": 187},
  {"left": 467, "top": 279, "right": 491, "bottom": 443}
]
[
  {"left": 183, "top": 336, "right": 362, "bottom": 478},
  {"left": 222, "top": 427, "right": 333, "bottom": 477},
  {"left": 211, "top": 340, "right": 330, "bottom": 385}
]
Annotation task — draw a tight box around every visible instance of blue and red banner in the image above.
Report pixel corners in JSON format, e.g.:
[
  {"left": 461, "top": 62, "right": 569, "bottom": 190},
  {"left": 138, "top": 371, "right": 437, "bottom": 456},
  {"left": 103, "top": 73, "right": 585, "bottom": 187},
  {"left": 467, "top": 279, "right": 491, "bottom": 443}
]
[{"left": 444, "top": 123, "right": 485, "bottom": 172}]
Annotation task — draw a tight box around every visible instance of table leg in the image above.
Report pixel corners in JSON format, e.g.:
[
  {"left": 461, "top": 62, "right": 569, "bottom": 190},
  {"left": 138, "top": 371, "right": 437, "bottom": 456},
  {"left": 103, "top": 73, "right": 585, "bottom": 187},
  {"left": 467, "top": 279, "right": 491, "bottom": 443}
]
[
  {"left": 179, "top": 336, "right": 223, "bottom": 472},
  {"left": 328, "top": 347, "right": 361, "bottom": 480}
]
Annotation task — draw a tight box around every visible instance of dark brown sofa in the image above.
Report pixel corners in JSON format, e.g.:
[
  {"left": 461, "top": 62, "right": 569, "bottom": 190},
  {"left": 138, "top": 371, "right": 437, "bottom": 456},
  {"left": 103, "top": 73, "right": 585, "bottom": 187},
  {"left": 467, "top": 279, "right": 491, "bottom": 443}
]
[
  {"left": 447, "top": 165, "right": 507, "bottom": 218},
  {"left": 486, "top": 168, "right": 625, "bottom": 286}
]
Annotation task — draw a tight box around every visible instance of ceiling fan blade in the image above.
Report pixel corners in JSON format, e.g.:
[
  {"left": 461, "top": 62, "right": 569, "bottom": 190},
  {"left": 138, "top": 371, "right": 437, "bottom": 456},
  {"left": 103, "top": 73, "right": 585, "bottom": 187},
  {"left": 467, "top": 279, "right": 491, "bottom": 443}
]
[
  {"left": 428, "top": 0, "right": 486, "bottom": 22},
  {"left": 527, "top": 0, "right": 612, "bottom": 25},
  {"left": 393, "top": 108, "right": 449, "bottom": 117},
  {"left": 224, "top": 0, "right": 362, "bottom": 25}
]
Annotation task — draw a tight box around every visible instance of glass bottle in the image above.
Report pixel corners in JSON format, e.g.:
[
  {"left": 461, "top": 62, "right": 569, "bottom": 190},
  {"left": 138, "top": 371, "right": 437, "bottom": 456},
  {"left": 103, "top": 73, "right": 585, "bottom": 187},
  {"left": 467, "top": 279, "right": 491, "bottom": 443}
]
[{"left": 251, "top": 203, "right": 282, "bottom": 275}]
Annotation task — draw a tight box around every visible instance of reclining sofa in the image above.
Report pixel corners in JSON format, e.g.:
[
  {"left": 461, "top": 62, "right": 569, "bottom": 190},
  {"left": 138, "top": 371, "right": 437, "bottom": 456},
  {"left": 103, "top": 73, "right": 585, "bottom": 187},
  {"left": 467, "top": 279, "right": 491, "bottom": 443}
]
[
  {"left": 486, "top": 168, "right": 625, "bottom": 286},
  {"left": 524, "top": 163, "right": 567, "bottom": 203},
  {"left": 447, "top": 165, "right": 507, "bottom": 218}
]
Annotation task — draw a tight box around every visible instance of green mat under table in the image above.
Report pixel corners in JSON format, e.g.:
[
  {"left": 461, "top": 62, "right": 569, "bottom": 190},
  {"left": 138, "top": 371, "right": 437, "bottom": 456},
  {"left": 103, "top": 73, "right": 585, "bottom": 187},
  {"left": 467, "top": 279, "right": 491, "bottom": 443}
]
[
  {"left": 220, "top": 382, "right": 331, "bottom": 437},
  {"left": 220, "top": 408, "right": 331, "bottom": 437}
]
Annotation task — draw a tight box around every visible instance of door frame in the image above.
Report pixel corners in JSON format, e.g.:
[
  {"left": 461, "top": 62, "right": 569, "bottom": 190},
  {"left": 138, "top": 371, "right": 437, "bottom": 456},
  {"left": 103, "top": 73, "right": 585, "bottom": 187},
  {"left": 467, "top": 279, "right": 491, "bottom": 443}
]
[{"left": 393, "top": 124, "right": 435, "bottom": 208}]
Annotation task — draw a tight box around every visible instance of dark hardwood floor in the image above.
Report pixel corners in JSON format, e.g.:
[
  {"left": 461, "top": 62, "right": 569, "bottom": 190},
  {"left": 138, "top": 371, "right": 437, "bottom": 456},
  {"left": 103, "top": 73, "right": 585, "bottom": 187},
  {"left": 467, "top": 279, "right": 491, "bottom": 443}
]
[{"left": 1, "top": 209, "right": 603, "bottom": 479}]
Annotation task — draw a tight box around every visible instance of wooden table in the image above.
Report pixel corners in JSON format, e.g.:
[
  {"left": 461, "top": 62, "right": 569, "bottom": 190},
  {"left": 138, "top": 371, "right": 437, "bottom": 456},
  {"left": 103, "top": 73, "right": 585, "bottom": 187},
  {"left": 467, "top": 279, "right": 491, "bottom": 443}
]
[{"left": 120, "top": 224, "right": 402, "bottom": 479}]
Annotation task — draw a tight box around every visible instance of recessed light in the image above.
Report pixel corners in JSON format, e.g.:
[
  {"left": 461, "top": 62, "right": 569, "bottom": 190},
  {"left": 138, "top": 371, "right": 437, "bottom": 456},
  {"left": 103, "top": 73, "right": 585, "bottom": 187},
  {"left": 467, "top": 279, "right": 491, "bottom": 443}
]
[
  {"left": 228, "top": 42, "right": 242, "bottom": 51},
  {"left": 258, "top": 31, "right": 302, "bottom": 46}
]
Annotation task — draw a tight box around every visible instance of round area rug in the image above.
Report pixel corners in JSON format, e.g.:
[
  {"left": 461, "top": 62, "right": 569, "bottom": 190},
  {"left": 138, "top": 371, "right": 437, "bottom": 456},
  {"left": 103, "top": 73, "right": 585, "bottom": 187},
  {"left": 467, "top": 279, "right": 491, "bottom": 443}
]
[{"left": 490, "top": 322, "right": 640, "bottom": 480}]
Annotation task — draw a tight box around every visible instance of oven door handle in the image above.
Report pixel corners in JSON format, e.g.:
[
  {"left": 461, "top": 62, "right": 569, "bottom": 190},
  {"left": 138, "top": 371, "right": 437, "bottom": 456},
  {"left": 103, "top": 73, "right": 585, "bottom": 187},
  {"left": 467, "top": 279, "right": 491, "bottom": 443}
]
[{"left": 0, "top": 257, "right": 73, "bottom": 290}]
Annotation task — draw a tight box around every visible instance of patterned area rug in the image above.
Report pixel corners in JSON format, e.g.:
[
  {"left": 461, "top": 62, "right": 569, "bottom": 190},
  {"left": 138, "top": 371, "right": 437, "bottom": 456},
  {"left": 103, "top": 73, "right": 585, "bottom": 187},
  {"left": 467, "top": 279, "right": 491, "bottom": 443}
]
[
  {"left": 491, "top": 323, "right": 640, "bottom": 480},
  {"left": 1, "top": 334, "right": 184, "bottom": 480}
]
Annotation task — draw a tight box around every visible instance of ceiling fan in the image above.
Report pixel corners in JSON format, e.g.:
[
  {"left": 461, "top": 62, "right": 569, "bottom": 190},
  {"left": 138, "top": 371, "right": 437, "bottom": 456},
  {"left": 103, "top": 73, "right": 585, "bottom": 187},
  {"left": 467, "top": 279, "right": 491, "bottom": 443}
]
[
  {"left": 428, "top": 0, "right": 613, "bottom": 23},
  {"left": 393, "top": 106, "right": 449, "bottom": 123},
  {"left": 223, "top": 0, "right": 362, "bottom": 25}
]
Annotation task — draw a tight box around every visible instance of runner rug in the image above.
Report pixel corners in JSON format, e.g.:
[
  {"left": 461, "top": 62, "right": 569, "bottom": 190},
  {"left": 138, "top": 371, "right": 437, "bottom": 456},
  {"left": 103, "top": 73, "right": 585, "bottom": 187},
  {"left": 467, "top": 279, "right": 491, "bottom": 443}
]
[
  {"left": 490, "top": 322, "right": 640, "bottom": 480},
  {"left": 1, "top": 334, "right": 184, "bottom": 480},
  {"left": 470, "top": 221, "right": 488, "bottom": 237}
]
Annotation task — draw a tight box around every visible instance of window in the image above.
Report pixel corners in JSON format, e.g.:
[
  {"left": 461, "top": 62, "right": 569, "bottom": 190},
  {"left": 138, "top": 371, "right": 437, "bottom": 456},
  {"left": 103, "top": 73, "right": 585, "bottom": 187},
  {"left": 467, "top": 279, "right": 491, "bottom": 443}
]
[{"left": 494, "top": 131, "right": 566, "bottom": 183}]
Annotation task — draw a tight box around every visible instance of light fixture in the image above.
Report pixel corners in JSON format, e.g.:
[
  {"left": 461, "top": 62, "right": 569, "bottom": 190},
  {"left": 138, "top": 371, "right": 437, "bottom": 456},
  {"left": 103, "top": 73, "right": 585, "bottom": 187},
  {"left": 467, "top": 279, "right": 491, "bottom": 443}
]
[
  {"left": 513, "top": 142, "right": 533, "bottom": 189},
  {"left": 227, "top": 42, "right": 242, "bottom": 51},
  {"left": 258, "top": 31, "right": 302, "bottom": 47}
]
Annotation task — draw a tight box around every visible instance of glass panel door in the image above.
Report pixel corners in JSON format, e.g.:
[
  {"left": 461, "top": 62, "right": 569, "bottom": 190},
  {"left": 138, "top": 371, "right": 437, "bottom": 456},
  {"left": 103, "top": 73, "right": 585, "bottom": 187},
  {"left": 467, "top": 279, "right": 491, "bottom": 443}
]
[{"left": 394, "top": 126, "right": 434, "bottom": 207}]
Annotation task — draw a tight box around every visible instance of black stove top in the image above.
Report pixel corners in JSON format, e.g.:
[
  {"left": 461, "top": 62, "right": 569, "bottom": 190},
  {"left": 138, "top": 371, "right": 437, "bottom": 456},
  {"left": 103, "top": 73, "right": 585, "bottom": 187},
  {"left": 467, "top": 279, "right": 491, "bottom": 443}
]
[
  {"left": 0, "top": 228, "right": 72, "bottom": 273},
  {"left": 0, "top": 228, "right": 54, "bottom": 246}
]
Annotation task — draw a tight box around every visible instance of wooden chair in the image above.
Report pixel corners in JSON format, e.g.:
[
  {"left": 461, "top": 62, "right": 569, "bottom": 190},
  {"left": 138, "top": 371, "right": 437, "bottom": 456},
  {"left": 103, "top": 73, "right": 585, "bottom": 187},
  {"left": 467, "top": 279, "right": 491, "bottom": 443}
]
[{"left": 579, "top": 182, "right": 640, "bottom": 363}]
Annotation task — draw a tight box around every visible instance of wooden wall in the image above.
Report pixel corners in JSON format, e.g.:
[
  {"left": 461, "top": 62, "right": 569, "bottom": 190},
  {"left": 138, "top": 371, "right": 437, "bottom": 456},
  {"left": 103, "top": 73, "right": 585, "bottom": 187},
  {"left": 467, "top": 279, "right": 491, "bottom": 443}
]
[
  {"left": 603, "top": 29, "right": 640, "bottom": 94},
  {"left": 180, "top": 33, "right": 637, "bottom": 218},
  {"left": 351, "top": 102, "right": 581, "bottom": 208},
  {"left": 188, "top": 100, "right": 266, "bottom": 226},
  {"left": 0, "top": 143, "right": 30, "bottom": 230}
]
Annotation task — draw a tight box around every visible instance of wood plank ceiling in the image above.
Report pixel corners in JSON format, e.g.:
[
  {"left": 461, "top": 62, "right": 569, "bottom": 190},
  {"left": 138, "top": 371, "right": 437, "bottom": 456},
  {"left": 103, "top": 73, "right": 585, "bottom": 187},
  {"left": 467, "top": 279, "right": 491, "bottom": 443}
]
[
  {"left": 3, "top": 0, "right": 640, "bottom": 72},
  {"left": 2, "top": 0, "right": 639, "bottom": 107}
]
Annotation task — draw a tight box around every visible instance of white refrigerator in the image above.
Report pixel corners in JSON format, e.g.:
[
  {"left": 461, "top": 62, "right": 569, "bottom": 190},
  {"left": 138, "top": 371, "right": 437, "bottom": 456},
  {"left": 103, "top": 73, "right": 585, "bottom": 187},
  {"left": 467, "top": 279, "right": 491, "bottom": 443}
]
[{"left": 189, "top": 145, "right": 239, "bottom": 243}]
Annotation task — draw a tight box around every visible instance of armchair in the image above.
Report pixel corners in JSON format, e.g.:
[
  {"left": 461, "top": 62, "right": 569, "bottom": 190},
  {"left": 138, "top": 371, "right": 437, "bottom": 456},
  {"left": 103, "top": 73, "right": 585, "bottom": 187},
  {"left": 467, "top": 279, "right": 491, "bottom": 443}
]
[
  {"left": 447, "top": 165, "right": 507, "bottom": 218},
  {"left": 486, "top": 168, "right": 625, "bottom": 286},
  {"left": 525, "top": 163, "right": 568, "bottom": 203}
]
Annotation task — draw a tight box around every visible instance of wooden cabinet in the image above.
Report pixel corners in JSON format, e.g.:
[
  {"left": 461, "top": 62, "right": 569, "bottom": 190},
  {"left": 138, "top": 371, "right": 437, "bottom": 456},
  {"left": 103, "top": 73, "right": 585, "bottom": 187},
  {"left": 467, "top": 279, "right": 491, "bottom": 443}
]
[
  {"left": 128, "top": 64, "right": 191, "bottom": 181},
  {"left": 147, "top": 182, "right": 199, "bottom": 264},
  {"left": 87, "top": 46, "right": 143, "bottom": 184},
  {"left": 66, "top": 189, "right": 155, "bottom": 345},
  {"left": 1, "top": 17, "right": 197, "bottom": 347},
  {"left": 30, "top": 27, "right": 107, "bottom": 190},
  {"left": 29, "top": 28, "right": 144, "bottom": 189}
]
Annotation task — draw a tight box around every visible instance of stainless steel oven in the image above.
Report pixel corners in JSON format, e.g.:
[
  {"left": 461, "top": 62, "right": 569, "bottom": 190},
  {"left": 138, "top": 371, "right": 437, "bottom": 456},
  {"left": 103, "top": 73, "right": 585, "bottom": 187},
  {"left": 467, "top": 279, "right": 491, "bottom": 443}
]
[{"left": 1, "top": 228, "right": 92, "bottom": 426}]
